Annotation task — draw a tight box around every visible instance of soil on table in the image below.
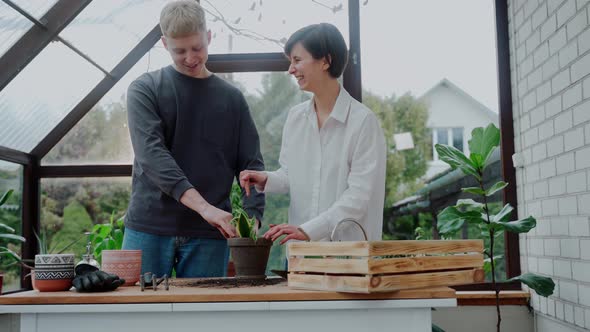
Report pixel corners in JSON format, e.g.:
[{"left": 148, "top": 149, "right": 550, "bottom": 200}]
[{"left": 172, "top": 277, "right": 284, "bottom": 289}]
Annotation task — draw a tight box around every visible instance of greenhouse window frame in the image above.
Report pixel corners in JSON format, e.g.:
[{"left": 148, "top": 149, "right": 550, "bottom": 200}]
[{"left": 0, "top": 0, "right": 519, "bottom": 292}]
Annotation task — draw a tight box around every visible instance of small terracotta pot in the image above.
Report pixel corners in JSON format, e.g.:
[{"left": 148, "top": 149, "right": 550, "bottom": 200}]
[
  {"left": 34, "top": 254, "right": 75, "bottom": 292},
  {"left": 228, "top": 238, "right": 272, "bottom": 279},
  {"left": 101, "top": 250, "right": 142, "bottom": 286}
]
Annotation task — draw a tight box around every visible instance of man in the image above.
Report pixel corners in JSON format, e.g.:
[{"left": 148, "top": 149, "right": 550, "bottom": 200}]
[{"left": 124, "top": 0, "right": 264, "bottom": 278}]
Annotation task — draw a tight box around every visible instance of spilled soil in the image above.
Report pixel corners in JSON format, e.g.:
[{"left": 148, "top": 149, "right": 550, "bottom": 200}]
[{"left": 172, "top": 277, "right": 284, "bottom": 289}]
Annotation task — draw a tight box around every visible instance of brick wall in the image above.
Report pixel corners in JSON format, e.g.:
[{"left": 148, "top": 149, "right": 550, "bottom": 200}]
[{"left": 509, "top": 0, "right": 590, "bottom": 330}]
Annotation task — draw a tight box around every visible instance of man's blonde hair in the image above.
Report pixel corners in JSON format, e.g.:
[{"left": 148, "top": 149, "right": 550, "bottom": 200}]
[{"left": 160, "top": 0, "right": 206, "bottom": 38}]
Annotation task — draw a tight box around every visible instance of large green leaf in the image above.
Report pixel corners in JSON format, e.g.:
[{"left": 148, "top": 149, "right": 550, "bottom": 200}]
[
  {"left": 491, "top": 204, "right": 514, "bottom": 223},
  {"left": 468, "top": 124, "right": 500, "bottom": 167},
  {"left": 509, "top": 273, "right": 555, "bottom": 297},
  {"left": 486, "top": 181, "right": 508, "bottom": 197},
  {"left": 435, "top": 144, "right": 481, "bottom": 180},
  {"left": 0, "top": 189, "right": 13, "bottom": 206},
  {"left": 0, "top": 233, "right": 26, "bottom": 242},
  {"left": 236, "top": 211, "right": 253, "bottom": 239},
  {"left": 462, "top": 187, "right": 485, "bottom": 195},
  {"left": 437, "top": 206, "right": 485, "bottom": 234},
  {"left": 491, "top": 216, "right": 536, "bottom": 233},
  {"left": 456, "top": 199, "right": 484, "bottom": 210},
  {"left": 0, "top": 222, "right": 16, "bottom": 233}
]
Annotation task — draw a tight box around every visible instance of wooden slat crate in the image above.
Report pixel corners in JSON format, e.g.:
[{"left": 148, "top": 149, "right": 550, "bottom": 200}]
[{"left": 287, "top": 240, "right": 485, "bottom": 293}]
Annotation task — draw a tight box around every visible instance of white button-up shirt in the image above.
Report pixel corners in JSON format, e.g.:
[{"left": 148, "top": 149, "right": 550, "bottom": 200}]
[{"left": 263, "top": 86, "right": 387, "bottom": 241}]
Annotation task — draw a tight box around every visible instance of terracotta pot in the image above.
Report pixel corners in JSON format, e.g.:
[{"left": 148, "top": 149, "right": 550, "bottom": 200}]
[
  {"left": 228, "top": 238, "right": 272, "bottom": 279},
  {"left": 34, "top": 254, "right": 75, "bottom": 292},
  {"left": 101, "top": 250, "right": 141, "bottom": 286}
]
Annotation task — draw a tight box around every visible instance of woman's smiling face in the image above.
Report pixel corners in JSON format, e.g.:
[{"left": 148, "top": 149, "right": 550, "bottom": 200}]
[{"left": 287, "top": 42, "right": 329, "bottom": 93}]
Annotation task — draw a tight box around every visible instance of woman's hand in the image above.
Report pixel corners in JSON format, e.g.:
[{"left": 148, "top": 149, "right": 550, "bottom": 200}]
[
  {"left": 263, "top": 224, "right": 310, "bottom": 244},
  {"left": 239, "top": 170, "right": 268, "bottom": 196}
]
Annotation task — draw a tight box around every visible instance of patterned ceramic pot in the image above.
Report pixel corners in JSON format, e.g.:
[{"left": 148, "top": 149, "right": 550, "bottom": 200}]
[
  {"left": 34, "top": 254, "right": 75, "bottom": 292},
  {"left": 101, "top": 250, "right": 141, "bottom": 286}
]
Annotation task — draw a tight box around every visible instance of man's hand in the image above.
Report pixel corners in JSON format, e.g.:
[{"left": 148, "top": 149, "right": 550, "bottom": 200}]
[
  {"left": 200, "top": 204, "right": 236, "bottom": 238},
  {"left": 239, "top": 170, "right": 268, "bottom": 197},
  {"left": 263, "top": 224, "right": 310, "bottom": 245},
  {"left": 180, "top": 188, "right": 236, "bottom": 238},
  {"left": 72, "top": 270, "right": 125, "bottom": 292}
]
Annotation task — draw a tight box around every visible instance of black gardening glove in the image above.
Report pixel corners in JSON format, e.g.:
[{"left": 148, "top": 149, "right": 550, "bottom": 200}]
[{"left": 73, "top": 266, "right": 126, "bottom": 292}]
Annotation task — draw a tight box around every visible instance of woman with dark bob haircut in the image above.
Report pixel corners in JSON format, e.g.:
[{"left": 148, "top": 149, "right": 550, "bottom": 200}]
[{"left": 240, "top": 23, "right": 387, "bottom": 244}]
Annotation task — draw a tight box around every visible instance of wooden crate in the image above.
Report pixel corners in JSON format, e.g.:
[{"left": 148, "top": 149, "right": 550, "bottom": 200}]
[{"left": 287, "top": 240, "right": 485, "bottom": 293}]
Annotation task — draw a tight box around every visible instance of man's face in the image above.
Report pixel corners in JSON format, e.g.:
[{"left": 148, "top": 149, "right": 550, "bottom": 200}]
[
  {"left": 162, "top": 31, "right": 211, "bottom": 78},
  {"left": 287, "top": 42, "right": 329, "bottom": 93}
]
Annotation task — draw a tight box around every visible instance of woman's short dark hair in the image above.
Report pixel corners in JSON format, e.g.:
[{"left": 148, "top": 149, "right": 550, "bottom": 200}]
[{"left": 284, "top": 23, "right": 348, "bottom": 78}]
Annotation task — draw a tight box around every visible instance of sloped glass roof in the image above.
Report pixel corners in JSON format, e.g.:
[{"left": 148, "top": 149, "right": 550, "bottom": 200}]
[
  {"left": 0, "top": 2, "right": 33, "bottom": 58},
  {"left": 0, "top": 41, "right": 103, "bottom": 152},
  {"left": 10, "top": 0, "right": 57, "bottom": 19},
  {"left": 59, "top": 0, "right": 167, "bottom": 71},
  {"left": 204, "top": 0, "right": 349, "bottom": 54}
]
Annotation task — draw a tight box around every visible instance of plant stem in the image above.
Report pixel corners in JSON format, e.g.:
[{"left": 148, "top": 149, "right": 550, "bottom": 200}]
[{"left": 480, "top": 178, "right": 501, "bottom": 331}]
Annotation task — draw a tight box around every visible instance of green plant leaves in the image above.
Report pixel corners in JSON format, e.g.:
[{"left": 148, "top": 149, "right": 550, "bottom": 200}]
[
  {"left": 462, "top": 187, "right": 485, "bottom": 195},
  {"left": 491, "top": 216, "right": 536, "bottom": 233},
  {"left": 486, "top": 181, "right": 508, "bottom": 196},
  {"left": 468, "top": 124, "right": 500, "bottom": 168},
  {"left": 509, "top": 273, "right": 555, "bottom": 297},
  {"left": 0, "top": 233, "right": 26, "bottom": 242},
  {"left": 437, "top": 206, "right": 484, "bottom": 235},
  {"left": 91, "top": 213, "right": 125, "bottom": 262},
  {"left": 435, "top": 144, "right": 481, "bottom": 180},
  {"left": 234, "top": 210, "right": 258, "bottom": 240},
  {"left": 0, "top": 189, "right": 13, "bottom": 206},
  {"left": 491, "top": 204, "right": 514, "bottom": 223}
]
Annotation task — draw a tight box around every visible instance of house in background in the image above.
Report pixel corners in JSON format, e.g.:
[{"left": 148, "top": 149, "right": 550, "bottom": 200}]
[{"left": 420, "top": 78, "right": 499, "bottom": 179}]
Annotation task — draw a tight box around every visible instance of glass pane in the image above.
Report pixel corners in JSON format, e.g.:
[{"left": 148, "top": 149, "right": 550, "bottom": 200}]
[
  {"left": 42, "top": 45, "right": 172, "bottom": 165},
  {"left": 0, "top": 160, "right": 23, "bottom": 293},
  {"left": 0, "top": 2, "right": 34, "bottom": 58},
  {"left": 452, "top": 127, "right": 464, "bottom": 152},
  {"left": 59, "top": 0, "right": 167, "bottom": 71},
  {"left": 437, "top": 128, "right": 449, "bottom": 146},
  {"left": 0, "top": 41, "right": 103, "bottom": 152},
  {"left": 40, "top": 177, "right": 132, "bottom": 260},
  {"left": 204, "top": 0, "right": 349, "bottom": 54},
  {"left": 11, "top": 0, "right": 57, "bottom": 19},
  {"left": 369, "top": 1, "right": 506, "bottom": 281}
]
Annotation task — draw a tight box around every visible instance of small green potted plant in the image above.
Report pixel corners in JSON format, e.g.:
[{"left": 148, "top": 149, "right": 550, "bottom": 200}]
[
  {"left": 434, "top": 124, "right": 555, "bottom": 332},
  {"left": 91, "top": 212, "right": 140, "bottom": 286},
  {"left": 228, "top": 184, "right": 272, "bottom": 279},
  {"left": 0, "top": 190, "right": 26, "bottom": 294}
]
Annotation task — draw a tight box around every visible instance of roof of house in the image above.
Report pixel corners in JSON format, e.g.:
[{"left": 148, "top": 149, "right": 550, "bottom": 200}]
[{"left": 420, "top": 78, "right": 498, "bottom": 122}]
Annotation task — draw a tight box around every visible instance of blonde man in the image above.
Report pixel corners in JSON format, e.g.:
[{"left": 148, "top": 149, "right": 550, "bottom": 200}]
[{"left": 124, "top": 0, "right": 265, "bottom": 277}]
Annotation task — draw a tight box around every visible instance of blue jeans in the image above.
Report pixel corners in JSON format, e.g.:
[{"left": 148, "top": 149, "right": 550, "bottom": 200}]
[{"left": 122, "top": 228, "right": 229, "bottom": 278}]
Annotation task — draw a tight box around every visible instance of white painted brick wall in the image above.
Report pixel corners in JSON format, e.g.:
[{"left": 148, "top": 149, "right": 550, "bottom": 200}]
[{"left": 510, "top": 0, "right": 590, "bottom": 330}]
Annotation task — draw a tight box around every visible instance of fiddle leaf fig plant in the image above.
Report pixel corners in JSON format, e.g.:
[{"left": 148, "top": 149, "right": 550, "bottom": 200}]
[{"left": 435, "top": 123, "right": 554, "bottom": 332}]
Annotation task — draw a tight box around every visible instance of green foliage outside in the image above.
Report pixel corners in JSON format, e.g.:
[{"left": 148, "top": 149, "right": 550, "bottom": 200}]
[{"left": 0, "top": 189, "right": 25, "bottom": 292}]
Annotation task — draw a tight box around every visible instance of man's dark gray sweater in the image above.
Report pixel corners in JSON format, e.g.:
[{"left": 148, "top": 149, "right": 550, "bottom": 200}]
[{"left": 125, "top": 65, "right": 264, "bottom": 239}]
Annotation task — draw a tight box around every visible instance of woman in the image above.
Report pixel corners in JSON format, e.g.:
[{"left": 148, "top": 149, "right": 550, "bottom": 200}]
[{"left": 240, "top": 23, "right": 386, "bottom": 244}]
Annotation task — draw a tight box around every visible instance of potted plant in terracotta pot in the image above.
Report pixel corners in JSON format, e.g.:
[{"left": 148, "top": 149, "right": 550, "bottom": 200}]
[
  {"left": 0, "top": 190, "right": 26, "bottom": 294},
  {"left": 228, "top": 184, "right": 272, "bottom": 279},
  {"left": 91, "top": 212, "right": 141, "bottom": 286}
]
